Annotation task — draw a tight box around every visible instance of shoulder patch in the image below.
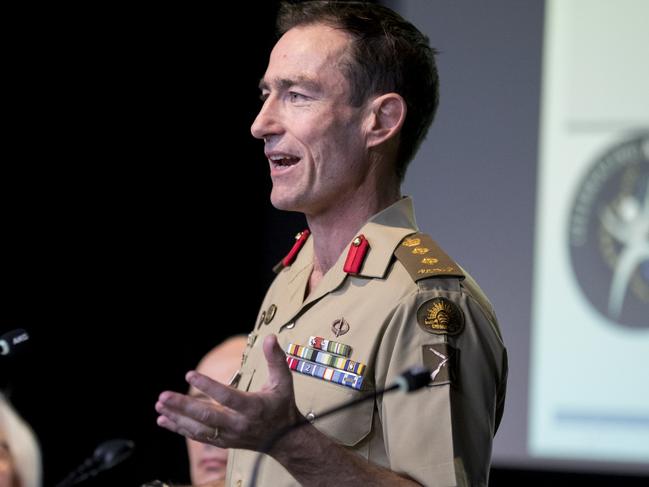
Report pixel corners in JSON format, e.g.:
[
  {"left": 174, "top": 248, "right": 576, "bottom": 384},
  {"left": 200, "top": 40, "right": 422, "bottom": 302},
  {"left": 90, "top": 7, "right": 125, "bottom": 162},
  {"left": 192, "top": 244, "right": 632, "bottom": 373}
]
[
  {"left": 417, "top": 297, "right": 465, "bottom": 336},
  {"left": 394, "top": 233, "right": 464, "bottom": 281},
  {"left": 423, "top": 343, "right": 458, "bottom": 386}
]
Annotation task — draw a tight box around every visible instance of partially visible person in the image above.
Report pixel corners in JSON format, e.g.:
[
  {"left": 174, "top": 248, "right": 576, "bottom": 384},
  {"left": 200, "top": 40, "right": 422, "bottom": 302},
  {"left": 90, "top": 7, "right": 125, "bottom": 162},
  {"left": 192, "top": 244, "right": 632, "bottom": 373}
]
[
  {"left": 0, "top": 393, "right": 41, "bottom": 487},
  {"left": 186, "top": 336, "right": 246, "bottom": 485}
]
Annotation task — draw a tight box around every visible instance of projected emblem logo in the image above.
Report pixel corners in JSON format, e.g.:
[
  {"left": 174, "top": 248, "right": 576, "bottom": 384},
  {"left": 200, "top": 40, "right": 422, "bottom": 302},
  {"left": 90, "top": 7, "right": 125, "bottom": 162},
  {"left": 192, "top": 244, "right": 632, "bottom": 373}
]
[{"left": 569, "top": 132, "right": 649, "bottom": 328}]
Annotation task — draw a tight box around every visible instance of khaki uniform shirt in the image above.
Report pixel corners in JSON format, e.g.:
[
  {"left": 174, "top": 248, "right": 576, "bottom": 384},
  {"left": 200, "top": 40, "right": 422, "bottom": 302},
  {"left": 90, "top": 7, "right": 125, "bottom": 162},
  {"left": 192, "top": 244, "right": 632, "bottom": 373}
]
[{"left": 226, "top": 197, "right": 507, "bottom": 487}]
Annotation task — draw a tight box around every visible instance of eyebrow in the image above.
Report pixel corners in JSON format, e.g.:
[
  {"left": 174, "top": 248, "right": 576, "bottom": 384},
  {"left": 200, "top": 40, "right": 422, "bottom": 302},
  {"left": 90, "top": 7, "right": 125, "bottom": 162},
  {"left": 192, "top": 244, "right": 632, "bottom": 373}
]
[{"left": 258, "top": 76, "right": 323, "bottom": 94}]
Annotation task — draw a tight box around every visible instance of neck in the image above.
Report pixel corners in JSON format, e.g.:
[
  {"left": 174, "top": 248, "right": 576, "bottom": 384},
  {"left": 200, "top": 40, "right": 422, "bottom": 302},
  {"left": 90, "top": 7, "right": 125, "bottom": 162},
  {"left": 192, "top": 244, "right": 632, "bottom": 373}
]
[{"left": 306, "top": 185, "right": 401, "bottom": 279}]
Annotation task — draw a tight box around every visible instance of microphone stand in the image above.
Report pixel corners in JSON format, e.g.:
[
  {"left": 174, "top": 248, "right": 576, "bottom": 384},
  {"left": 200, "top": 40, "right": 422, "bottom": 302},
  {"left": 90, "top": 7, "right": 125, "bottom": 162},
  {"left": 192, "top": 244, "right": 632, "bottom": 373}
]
[
  {"left": 248, "top": 367, "right": 431, "bottom": 487},
  {"left": 55, "top": 439, "right": 134, "bottom": 487}
]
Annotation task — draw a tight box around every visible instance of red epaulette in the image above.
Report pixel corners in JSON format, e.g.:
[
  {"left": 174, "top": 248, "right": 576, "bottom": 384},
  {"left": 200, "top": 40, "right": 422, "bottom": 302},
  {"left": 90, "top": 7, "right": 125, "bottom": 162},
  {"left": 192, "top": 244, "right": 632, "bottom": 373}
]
[
  {"left": 343, "top": 234, "right": 370, "bottom": 275},
  {"left": 272, "top": 229, "right": 310, "bottom": 274}
]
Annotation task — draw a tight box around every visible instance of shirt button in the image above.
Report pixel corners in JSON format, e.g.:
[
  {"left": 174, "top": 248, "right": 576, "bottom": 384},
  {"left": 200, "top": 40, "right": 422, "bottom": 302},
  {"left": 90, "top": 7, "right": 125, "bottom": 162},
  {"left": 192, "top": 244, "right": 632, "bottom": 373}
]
[
  {"left": 236, "top": 480, "right": 242, "bottom": 487},
  {"left": 306, "top": 411, "right": 316, "bottom": 423},
  {"left": 279, "top": 321, "right": 295, "bottom": 333}
]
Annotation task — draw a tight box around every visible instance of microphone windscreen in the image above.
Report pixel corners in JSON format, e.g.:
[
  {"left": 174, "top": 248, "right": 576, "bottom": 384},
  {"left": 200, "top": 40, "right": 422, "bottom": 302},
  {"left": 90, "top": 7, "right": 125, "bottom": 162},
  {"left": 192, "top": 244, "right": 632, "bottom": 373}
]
[
  {"left": 396, "top": 366, "right": 432, "bottom": 392},
  {"left": 0, "top": 328, "right": 29, "bottom": 356},
  {"left": 93, "top": 439, "right": 135, "bottom": 470}
]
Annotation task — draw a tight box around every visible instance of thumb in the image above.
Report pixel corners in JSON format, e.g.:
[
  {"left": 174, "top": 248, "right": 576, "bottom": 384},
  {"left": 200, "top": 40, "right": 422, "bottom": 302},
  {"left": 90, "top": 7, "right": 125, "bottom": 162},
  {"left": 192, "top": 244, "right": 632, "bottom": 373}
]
[{"left": 263, "top": 334, "right": 293, "bottom": 390}]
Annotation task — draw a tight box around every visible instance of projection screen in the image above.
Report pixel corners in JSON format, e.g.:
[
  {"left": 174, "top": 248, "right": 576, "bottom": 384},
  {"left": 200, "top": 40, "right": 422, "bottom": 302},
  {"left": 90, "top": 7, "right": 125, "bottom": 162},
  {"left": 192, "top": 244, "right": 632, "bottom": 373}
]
[{"left": 393, "top": 0, "right": 649, "bottom": 474}]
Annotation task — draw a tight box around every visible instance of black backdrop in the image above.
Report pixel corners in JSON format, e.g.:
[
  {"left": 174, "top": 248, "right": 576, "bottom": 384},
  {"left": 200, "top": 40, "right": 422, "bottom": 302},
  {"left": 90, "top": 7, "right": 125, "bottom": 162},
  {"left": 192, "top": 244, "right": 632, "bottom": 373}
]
[
  {"left": 1, "top": 2, "right": 646, "bottom": 486},
  {"left": 2, "top": 2, "right": 304, "bottom": 485}
]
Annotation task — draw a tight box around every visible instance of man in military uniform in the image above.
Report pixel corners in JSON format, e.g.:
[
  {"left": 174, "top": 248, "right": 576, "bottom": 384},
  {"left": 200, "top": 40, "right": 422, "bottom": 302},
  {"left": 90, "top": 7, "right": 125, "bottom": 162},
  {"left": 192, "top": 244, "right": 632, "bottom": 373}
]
[{"left": 155, "top": 2, "right": 507, "bottom": 486}]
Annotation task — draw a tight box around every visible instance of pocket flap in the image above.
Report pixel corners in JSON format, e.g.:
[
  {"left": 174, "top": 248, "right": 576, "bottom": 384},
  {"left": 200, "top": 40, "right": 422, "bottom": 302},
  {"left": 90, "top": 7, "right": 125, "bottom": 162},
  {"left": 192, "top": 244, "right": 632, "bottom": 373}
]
[{"left": 293, "top": 372, "right": 374, "bottom": 447}]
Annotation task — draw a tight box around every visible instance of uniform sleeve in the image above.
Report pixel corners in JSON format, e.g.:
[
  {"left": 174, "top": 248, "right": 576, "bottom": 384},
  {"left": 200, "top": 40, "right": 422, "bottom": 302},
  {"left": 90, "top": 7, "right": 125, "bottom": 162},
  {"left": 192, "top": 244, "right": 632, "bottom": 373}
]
[{"left": 373, "top": 281, "right": 507, "bottom": 487}]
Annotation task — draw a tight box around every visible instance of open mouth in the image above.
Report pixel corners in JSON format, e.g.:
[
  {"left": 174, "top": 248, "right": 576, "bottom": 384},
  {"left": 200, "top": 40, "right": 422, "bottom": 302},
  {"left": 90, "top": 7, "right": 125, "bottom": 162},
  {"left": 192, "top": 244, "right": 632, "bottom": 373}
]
[{"left": 269, "top": 154, "right": 301, "bottom": 168}]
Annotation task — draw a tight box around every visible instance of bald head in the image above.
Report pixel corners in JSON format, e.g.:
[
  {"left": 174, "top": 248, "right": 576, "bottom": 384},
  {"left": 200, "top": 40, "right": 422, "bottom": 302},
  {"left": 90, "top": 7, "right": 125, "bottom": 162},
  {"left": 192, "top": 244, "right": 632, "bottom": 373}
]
[{"left": 191, "top": 335, "right": 247, "bottom": 395}]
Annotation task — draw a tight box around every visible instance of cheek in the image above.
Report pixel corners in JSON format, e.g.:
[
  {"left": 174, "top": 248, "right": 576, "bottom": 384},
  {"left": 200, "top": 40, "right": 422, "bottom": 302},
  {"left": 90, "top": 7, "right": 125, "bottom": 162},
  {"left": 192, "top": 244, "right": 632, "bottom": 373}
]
[
  {"left": 187, "top": 440, "right": 201, "bottom": 459},
  {"left": 0, "top": 457, "right": 12, "bottom": 471},
  {"left": 312, "top": 120, "right": 361, "bottom": 157},
  {"left": 330, "top": 113, "right": 364, "bottom": 147}
]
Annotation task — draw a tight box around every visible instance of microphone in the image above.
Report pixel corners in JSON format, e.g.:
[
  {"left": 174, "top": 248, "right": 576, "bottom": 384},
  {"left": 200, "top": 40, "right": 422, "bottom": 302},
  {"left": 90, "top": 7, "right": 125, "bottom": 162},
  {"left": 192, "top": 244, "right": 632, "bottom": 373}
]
[
  {"left": 55, "top": 438, "right": 135, "bottom": 487},
  {"left": 392, "top": 366, "right": 435, "bottom": 392},
  {"left": 248, "top": 366, "right": 432, "bottom": 487},
  {"left": 0, "top": 328, "right": 29, "bottom": 356}
]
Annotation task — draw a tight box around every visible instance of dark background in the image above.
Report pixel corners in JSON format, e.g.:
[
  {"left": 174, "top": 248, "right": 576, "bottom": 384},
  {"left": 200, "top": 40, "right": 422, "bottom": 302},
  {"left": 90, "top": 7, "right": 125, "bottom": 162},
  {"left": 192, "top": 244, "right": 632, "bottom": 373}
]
[
  {"left": 1, "top": 2, "right": 646, "bottom": 486},
  {"left": 2, "top": 3, "right": 304, "bottom": 485}
]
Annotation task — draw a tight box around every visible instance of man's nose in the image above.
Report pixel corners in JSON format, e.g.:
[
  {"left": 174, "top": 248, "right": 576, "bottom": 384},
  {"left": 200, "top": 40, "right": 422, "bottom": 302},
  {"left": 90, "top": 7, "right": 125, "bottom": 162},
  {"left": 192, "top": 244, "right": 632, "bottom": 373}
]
[{"left": 251, "top": 97, "right": 283, "bottom": 140}]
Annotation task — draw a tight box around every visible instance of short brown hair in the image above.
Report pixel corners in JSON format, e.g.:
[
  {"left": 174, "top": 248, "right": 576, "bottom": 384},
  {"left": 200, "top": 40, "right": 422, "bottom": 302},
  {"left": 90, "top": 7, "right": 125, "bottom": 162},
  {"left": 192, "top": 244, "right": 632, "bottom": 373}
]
[{"left": 277, "top": 1, "right": 439, "bottom": 180}]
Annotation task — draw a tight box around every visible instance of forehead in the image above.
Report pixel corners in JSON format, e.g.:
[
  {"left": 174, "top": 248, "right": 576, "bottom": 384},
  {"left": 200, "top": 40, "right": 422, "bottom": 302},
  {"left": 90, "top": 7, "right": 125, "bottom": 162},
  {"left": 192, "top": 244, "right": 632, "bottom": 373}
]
[
  {"left": 196, "top": 352, "right": 238, "bottom": 383},
  {"left": 265, "top": 23, "right": 351, "bottom": 86}
]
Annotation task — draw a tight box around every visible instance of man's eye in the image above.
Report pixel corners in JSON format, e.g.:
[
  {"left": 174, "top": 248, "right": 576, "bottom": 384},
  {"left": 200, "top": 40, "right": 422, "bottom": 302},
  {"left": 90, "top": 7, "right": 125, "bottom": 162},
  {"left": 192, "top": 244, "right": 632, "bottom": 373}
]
[{"left": 289, "top": 92, "right": 307, "bottom": 102}]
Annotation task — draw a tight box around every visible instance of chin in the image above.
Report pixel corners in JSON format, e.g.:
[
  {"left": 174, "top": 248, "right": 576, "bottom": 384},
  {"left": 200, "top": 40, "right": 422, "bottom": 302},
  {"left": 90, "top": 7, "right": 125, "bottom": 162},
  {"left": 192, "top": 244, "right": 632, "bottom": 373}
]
[
  {"left": 196, "top": 472, "right": 226, "bottom": 484},
  {"left": 270, "top": 190, "right": 306, "bottom": 213}
]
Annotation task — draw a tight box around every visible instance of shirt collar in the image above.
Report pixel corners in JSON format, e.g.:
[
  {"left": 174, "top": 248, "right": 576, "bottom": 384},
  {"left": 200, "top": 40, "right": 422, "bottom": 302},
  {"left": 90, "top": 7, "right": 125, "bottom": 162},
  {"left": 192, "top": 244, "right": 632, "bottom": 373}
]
[
  {"left": 351, "top": 196, "right": 419, "bottom": 278},
  {"left": 278, "top": 197, "right": 419, "bottom": 314}
]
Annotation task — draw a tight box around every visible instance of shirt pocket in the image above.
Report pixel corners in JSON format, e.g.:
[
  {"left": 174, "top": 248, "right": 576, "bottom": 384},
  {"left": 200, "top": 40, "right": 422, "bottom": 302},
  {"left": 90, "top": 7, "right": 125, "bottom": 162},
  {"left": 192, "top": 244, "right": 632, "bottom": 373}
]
[{"left": 292, "top": 372, "right": 374, "bottom": 447}]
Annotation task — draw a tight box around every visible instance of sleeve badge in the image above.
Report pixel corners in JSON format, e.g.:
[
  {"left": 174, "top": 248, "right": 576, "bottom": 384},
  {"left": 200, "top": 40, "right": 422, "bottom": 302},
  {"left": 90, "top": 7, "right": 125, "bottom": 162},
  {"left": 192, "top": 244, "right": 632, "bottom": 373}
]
[
  {"left": 422, "top": 343, "right": 458, "bottom": 386},
  {"left": 417, "top": 297, "right": 465, "bottom": 335}
]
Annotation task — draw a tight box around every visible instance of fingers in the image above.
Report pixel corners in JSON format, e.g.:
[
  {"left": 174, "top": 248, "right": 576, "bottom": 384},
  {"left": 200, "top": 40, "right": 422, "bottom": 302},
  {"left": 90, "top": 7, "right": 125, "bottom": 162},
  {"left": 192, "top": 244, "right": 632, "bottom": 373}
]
[
  {"left": 156, "top": 334, "right": 298, "bottom": 452},
  {"left": 185, "top": 371, "right": 248, "bottom": 410},
  {"left": 156, "top": 407, "right": 214, "bottom": 443},
  {"left": 263, "top": 334, "right": 293, "bottom": 390},
  {"left": 155, "top": 393, "right": 218, "bottom": 444},
  {"left": 155, "top": 391, "right": 229, "bottom": 441}
]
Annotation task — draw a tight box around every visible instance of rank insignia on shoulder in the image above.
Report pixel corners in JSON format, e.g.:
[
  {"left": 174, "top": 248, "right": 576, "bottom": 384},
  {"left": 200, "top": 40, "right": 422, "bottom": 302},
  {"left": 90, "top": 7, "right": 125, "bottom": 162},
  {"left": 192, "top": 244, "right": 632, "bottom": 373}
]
[
  {"left": 402, "top": 237, "right": 421, "bottom": 247},
  {"left": 422, "top": 343, "right": 457, "bottom": 386},
  {"left": 417, "top": 297, "right": 465, "bottom": 336},
  {"left": 394, "top": 233, "right": 464, "bottom": 282}
]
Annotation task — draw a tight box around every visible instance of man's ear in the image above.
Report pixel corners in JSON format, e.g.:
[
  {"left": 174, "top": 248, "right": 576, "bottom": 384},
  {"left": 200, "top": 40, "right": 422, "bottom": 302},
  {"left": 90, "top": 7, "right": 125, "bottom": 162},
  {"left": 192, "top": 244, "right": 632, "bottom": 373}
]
[{"left": 365, "top": 93, "right": 406, "bottom": 149}]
